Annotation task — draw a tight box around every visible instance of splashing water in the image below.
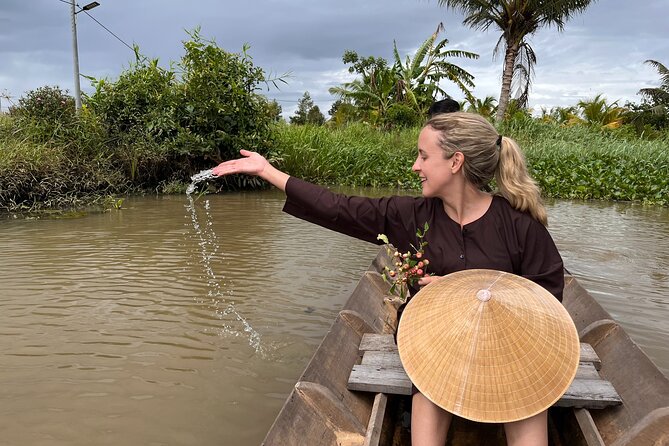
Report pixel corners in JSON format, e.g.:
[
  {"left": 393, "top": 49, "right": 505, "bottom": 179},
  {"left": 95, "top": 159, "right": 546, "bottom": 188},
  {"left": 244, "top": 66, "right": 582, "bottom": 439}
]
[
  {"left": 185, "top": 175, "right": 268, "bottom": 357},
  {"left": 186, "top": 169, "right": 216, "bottom": 195}
]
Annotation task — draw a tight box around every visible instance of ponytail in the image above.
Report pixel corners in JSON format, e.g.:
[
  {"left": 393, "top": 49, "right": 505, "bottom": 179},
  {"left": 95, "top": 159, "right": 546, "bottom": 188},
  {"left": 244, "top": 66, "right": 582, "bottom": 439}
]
[
  {"left": 495, "top": 137, "right": 547, "bottom": 226},
  {"left": 427, "top": 112, "right": 548, "bottom": 226}
]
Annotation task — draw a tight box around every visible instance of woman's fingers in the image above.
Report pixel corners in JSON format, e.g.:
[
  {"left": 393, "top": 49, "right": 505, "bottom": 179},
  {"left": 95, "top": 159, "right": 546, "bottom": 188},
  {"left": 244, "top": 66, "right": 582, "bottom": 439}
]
[
  {"left": 417, "top": 275, "right": 441, "bottom": 287},
  {"left": 212, "top": 150, "right": 265, "bottom": 177}
]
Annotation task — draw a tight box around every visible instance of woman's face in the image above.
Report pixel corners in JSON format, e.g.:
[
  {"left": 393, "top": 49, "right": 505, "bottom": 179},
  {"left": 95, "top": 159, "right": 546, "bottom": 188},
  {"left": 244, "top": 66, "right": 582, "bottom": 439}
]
[{"left": 412, "top": 126, "right": 455, "bottom": 198}]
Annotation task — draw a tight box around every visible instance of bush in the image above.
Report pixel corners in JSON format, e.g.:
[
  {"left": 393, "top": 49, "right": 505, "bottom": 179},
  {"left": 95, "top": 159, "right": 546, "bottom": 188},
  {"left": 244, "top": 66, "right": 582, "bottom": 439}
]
[
  {"left": 384, "top": 103, "right": 421, "bottom": 128},
  {"left": 9, "top": 86, "right": 77, "bottom": 144}
]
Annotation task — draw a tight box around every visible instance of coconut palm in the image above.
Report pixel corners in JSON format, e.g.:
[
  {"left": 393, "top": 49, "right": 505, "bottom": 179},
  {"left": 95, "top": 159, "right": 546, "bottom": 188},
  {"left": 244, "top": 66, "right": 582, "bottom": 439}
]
[
  {"left": 465, "top": 95, "right": 497, "bottom": 119},
  {"left": 437, "top": 0, "right": 596, "bottom": 121},
  {"left": 638, "top": 59, "right": 669, "bottom": 111},
  {"left": 577, "top": 94, "right": 626, "bottom": 128}
]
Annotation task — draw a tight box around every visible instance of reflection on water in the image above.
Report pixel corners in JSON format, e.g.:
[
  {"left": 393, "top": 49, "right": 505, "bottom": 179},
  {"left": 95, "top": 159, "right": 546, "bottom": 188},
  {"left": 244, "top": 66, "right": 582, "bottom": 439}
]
[{"left": 0, "top": 192, "right": 667, "bottom": 445}]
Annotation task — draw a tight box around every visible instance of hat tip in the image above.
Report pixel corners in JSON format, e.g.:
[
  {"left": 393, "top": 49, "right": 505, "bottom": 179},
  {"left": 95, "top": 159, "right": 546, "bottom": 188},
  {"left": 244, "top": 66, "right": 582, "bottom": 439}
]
[{"left": 476, "top": 289, "right": 492, "bottom": 302}]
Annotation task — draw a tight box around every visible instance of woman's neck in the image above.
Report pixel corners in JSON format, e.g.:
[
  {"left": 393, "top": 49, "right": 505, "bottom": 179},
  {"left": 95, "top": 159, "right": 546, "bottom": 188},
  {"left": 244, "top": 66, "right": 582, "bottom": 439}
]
[{"left": 441, "top": 184, "right": 492, "bottom": 228}]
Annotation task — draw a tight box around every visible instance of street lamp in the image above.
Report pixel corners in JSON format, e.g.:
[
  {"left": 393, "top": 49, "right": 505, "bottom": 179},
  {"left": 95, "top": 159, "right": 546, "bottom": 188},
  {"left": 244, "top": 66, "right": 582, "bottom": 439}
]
[{"left": 70, "top": 1, "right": 100, "bottom": 110}]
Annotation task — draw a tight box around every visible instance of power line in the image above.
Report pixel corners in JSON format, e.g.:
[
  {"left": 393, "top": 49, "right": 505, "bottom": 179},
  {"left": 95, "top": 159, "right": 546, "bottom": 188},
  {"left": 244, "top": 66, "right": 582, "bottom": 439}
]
[
  {"left": 81, "top": 10, "right": 135, "bottom": 53},
  {"left": 56, "top": 0, "right": 135, "bottom": 53}
]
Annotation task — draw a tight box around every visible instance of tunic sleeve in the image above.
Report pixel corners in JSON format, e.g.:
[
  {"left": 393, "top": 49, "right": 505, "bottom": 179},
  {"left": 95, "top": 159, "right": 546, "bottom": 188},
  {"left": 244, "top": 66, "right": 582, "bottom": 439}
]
[
  {"left": 282, "top": 177, "right": 419, "bottom": 246},
  {"left": 519, "top": 219, "right": 565, "bottom": 301}
]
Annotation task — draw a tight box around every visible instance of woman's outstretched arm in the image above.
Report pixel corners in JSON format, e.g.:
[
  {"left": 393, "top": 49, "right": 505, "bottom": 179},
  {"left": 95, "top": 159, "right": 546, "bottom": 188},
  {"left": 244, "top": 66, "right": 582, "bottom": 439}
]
[{"left": 212, "top": 149, "right": 289, "bottom": 192}]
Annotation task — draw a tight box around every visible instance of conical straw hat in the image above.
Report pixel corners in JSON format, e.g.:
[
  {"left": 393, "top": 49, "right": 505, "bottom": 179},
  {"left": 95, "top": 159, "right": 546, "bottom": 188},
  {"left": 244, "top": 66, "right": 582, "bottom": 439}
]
[{"left": 397, "top": 269, "right": 579, "bottom": 423}]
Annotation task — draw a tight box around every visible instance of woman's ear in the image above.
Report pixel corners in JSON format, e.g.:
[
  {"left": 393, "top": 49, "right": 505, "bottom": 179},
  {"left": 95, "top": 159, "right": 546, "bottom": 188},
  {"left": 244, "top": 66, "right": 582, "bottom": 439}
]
[{"left": 451, "top": 152, "right": 465, "bottom": 173}]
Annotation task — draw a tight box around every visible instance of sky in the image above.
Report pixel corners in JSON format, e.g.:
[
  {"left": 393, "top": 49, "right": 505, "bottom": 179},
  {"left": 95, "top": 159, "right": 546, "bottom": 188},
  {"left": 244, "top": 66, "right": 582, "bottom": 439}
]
[{"left": 1, "top": 0, "right": 668, "bottom": 118}]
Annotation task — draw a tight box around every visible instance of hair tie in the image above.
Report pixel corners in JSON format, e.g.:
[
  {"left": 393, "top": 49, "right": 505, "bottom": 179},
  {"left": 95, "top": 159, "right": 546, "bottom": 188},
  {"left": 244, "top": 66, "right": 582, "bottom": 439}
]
[{"left": 496, "top": 135, "right": 503, "bottom": 149}]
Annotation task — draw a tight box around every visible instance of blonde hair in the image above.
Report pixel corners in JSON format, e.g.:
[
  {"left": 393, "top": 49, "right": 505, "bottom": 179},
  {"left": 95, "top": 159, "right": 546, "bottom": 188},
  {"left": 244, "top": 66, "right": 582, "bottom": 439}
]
[{"left": 426, "top": 112, "right": 548, "bottom": 226}]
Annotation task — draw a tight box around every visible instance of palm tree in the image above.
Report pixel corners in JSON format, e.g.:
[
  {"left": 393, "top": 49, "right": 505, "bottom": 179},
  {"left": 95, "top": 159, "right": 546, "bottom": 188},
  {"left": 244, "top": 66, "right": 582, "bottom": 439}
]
[
  {"left": 328, "top": 67, "right": 397, "bottom": 124},
  {"left": 576, "top": 94, "right": 625, "bottom": 128},
  {"left": 465, "top": 95, "right": 497, "bottom": 119},
  {"left": 437, "top": 0, "right": 596, "bottom": 121},
  {"left": 638, "top": 59, "right": 669, "bottom": 112}
]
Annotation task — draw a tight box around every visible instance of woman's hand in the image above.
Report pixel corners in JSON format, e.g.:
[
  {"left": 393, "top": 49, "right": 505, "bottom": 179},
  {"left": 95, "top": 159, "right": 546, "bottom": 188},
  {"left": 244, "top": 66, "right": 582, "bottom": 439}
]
[
  {"left": 417, "top": 275, "right": 442, "bottom": 288},
  {"left": 212, "top": 149, "right": 269, "bottom": 177},
  {"left": 212, "top": 149, "right": 290, "bottom": 192}
]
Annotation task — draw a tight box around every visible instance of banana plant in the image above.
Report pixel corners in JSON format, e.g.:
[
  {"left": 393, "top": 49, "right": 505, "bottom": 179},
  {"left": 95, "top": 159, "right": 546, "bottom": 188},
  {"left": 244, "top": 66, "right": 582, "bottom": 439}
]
[{"left": 392, "top": 22, "right": 479, "bottom": 114}]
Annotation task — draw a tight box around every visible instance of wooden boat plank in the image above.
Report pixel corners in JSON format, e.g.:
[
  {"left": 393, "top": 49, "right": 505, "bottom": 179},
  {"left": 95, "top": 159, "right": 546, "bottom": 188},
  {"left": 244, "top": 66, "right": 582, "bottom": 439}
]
[
  {"left": 573, "top": 408, "right": 606, "bottom": 446},
  {"left": 363, "top": 393, "right": 388, "bottom": 446},
  {"left": 349, "top": 334, "right": 621, "bottom": 409},
  {"left": 555, "top": 379, "right": 622, "bottom": 408},
  {"left": 348, "top": 365, "right": 413, "bottom": 395}
]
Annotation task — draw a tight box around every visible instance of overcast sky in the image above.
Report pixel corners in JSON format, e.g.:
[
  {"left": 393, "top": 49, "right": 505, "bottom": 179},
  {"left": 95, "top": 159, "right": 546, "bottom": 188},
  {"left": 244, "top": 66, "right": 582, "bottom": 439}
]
[{"left": 1, "top": 0, "right": 668, "bottom": 117}]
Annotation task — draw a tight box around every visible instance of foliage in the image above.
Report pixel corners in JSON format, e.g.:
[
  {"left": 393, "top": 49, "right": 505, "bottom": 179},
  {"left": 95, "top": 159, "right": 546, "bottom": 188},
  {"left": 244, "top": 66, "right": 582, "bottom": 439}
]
[
  {"left": 624, "top": 60, "right": 669, "bottom": 134},
  {"left": 378, "top": 223, "right": 430, "bottom": 302},
  {"left": 177, "top": 29, "right": 273, "bottom": 163},
  {"left": 638, "top": 59, "right": 669, "bottom": 108},
  {"left": 465, "top": 95, "right": 497, "bottom": 119},
  {"left": 330, "top": 27, "right": 477, "bottom": 125},
  {"left": 438, "top": 0, "right": 596, "bottom": 121},
  {"left": 264, "top": 99, "right": 283, "bottom": 122},
  {"left": 328, "top": 99, "right": 359, "bottom": 127},
  {"left": 86, "top": 28, "right": 276, "bottom": 188},
  {"left": 385, "top": 103, "right": 422, "bottom": 128},
  {"left": 499, "top": 117, "right": 668, "bottom": 205},
  {"left": 10, "top": 86, "right": 76, "bottom": 125},
  {"left": 576, "top": 94, "right": 625, "bottom": 128},
  {"left": 9, "top": 86, "right": 77, "bottom": 144},
  {"left": 0, "top": 29, "right": 282, "bottom": 211},
  {"left": 392, "top": 23, "right": 478, "bottom": 112}
]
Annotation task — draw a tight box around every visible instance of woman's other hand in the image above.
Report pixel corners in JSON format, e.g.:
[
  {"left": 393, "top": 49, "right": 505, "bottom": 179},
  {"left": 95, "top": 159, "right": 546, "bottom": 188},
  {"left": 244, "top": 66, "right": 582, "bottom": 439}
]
[
  {"left": 212, "top": 149, "right": 268, "bottom": 177},
  {"left": 417, "top": 275, "right": 441, "bottom": 288}
]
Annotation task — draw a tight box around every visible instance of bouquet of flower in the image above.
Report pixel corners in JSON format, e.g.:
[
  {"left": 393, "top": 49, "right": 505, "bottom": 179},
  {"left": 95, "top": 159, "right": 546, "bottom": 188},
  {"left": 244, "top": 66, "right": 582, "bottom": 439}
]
[{"left": 377, "top": 222, "right": 429, "bottom": 303}]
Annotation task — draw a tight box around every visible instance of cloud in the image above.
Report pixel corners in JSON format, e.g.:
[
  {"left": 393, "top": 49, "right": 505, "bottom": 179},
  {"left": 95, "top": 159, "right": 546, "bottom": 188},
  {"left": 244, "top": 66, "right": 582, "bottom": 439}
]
[{"left": 1, "top": 0, "right": 668, "bottom": 116}]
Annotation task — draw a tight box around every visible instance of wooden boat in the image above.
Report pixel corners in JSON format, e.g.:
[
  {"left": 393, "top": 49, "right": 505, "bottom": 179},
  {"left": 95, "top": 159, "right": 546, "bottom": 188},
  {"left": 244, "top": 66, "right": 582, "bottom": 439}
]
[{"left": 261, "top": 248, "right": 669, "bottom": 446}]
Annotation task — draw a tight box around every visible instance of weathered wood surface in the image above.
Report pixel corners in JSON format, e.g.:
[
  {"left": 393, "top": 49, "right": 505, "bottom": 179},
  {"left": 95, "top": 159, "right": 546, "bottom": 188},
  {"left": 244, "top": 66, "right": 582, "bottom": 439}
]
[
  {"left": 363, "top": 393, "right": 387, "bottom": 446},
  {"left": 348, "top": 333, "right": 622, "bottom": 408}
]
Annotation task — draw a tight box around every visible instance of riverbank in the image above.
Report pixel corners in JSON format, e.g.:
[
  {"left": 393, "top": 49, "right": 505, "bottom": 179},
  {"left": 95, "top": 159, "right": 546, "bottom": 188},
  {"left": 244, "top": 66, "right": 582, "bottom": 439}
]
[{"left": 1, "top": 114, "right": 667, "bottom": 213}]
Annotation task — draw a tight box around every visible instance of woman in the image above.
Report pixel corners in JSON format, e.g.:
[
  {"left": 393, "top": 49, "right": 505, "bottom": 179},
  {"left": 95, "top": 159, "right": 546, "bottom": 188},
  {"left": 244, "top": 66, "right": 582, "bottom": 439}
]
[{"left": 212, "top": 112, "right": 563, "bottom": 446}]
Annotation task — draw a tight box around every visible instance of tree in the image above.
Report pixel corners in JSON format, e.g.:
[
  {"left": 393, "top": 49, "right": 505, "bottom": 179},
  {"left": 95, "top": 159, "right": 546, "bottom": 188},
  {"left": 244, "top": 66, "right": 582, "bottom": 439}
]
[
  {"left": 306, "top": 105, "right": 325, "bottom": 125},
  {"left": 577, "top": 94, "right": 625, "bottom": 128},
  {"left": 290, "top": 92, "right": 324, "bottom": 125},
  {"left": 392, "top": 22, "right": 478, "bottom": 114},
  {"left": 638, "top": 59, "right": 669, "bottom": 112},
  {"left": 438, "top": 0, "right": 596, "bottom": 121},
  {"left": 465, "top": 95, "right": 497, "bottom": 119},
  {"left": 329, "top": 69, "right": 397, "bottom": 125},
  {"left": 329, "top": 28, "right": 477, "bottom": 124}
]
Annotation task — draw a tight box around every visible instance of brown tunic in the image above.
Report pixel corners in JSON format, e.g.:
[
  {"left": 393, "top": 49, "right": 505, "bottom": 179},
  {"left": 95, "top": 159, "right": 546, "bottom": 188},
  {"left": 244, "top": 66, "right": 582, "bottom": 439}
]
[{"left": 283, "top": 177, "right": 564, "bottom": 301}]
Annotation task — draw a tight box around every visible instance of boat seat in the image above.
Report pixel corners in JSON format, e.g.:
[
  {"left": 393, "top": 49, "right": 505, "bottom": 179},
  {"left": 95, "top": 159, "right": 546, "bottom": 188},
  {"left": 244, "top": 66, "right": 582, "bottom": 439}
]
[
  {"left": 348, "top": 333, "right": 621, "bottom": 408},
  {"left": 347, "top": 333, "right": 622, "bottom": 446}
]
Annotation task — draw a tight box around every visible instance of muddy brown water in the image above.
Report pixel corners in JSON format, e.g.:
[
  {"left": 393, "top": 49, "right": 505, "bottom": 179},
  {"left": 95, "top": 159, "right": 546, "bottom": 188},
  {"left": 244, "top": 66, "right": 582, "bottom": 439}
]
[{"left": 1, "top": 191, "right": 667, "bottom": 445}]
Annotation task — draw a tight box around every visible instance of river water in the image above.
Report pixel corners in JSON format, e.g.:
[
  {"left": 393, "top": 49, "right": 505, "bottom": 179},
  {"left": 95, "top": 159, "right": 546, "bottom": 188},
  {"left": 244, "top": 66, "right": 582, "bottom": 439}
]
[{"left": 0, "top": 190, "right": 667, "bottom": 445}]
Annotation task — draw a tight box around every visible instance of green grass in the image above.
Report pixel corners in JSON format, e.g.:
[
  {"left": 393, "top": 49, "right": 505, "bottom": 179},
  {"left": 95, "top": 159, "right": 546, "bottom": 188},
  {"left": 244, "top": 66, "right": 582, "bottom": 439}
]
[
  {"left": 500, "top": 118, "right": 669, "bottom": 204},
  {"left": 273, "top": 119, "right": 669, "bottom": 205},
  {"left": 272, "top": 123, "right": 421, "bottom": 190}
]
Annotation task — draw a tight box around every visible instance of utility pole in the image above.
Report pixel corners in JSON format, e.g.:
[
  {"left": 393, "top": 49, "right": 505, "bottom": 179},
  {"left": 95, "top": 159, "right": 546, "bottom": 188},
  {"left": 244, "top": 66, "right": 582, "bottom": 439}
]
[{"left": 70, "top": 0, "right": 82, "bottom": 110}]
